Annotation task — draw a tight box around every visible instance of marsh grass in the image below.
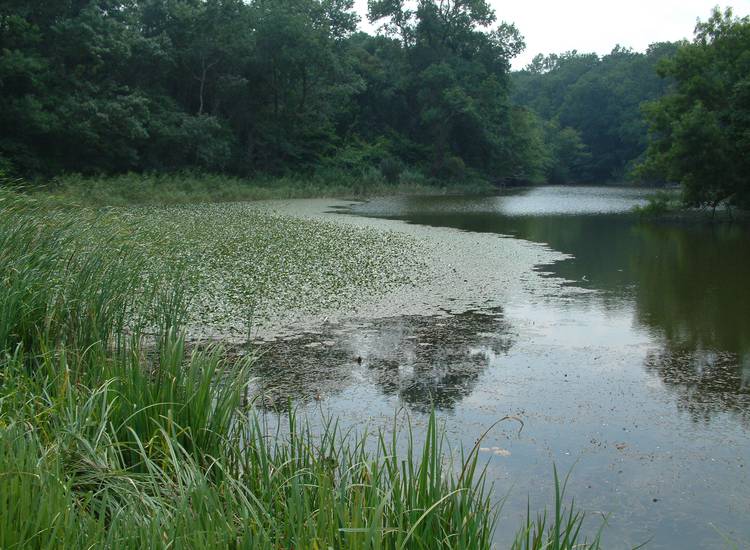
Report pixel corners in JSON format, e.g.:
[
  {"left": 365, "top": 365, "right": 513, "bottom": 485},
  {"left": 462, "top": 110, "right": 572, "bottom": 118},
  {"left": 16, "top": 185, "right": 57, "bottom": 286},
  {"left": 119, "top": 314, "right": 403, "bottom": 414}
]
[
  {"left": 512, "top": 467, "right": 604, "bottom": 550},
  {"left": 0, "top": 187, "right": 604, "bottom": 549},
  {"left": 39, "top": 171, "right": 496, "bottom": 206},
  {"left": 0, "top": 190, "right": 184, "bottom": 362},
  {"left": 1, "top": 337, "right": 497, "bottom": 549}
]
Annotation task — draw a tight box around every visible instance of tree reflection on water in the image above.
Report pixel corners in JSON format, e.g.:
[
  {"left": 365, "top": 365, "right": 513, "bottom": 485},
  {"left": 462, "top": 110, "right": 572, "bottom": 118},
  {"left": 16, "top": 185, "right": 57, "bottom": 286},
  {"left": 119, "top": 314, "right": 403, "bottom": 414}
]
[{"left": 250, "top": 308, "right": 513, "bottom": 411}]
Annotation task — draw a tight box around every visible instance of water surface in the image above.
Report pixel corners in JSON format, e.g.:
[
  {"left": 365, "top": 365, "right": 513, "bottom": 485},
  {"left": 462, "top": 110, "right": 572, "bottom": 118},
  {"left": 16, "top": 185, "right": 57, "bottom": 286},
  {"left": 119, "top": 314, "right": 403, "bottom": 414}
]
[{"left": 253, "top": 187, "right": 750, "bottom": 548}]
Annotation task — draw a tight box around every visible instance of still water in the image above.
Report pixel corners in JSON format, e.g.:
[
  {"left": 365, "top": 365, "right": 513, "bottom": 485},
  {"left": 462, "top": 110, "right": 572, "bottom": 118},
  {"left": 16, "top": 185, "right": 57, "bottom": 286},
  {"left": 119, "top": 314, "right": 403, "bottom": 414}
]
[{"left": 254, "top": 187, "right": 750, "bottom": 548}]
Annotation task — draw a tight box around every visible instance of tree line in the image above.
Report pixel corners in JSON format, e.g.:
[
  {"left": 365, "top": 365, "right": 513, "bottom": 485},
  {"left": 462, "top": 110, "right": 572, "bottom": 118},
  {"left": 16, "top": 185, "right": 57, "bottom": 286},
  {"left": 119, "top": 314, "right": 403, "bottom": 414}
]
[
  {"left": 1, "top": 1, "right": 748, "bottom": 207},
  {"left": 512, "top": 43, "right": 680, "bottom": 183},
  {"left": 0, "top": 0, "right": 539, "bottom": 183}
]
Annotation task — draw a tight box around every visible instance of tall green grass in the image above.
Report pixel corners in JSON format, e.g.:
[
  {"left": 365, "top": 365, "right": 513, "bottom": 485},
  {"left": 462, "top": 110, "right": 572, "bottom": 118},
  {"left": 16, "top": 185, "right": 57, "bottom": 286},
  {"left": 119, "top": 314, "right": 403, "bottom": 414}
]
[
  {"left": 0, "top": 187, "right": 604, "bottom": 549},
  {"left": 38, "top": 171, "right": 495, "bottom": 206},
  {"left": 0, "top": 340, "right": 497, "bottom": 548},
  {"left": 513, "top": 467, "right": 604, "bottom": 550},
  {"left": 0, "top": 191, "right": 176, "bottom": 359}
]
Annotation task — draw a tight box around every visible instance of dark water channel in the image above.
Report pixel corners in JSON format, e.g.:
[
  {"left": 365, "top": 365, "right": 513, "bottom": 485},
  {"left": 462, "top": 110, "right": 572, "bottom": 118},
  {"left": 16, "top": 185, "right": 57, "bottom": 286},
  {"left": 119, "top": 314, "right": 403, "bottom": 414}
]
[{"left": 252, "top": 187, "right": 750, "bottom": 549}]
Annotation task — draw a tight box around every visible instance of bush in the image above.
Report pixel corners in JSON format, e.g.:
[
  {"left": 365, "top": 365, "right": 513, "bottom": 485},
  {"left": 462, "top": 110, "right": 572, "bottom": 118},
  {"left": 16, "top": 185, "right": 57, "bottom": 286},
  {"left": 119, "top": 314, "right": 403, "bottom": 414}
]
[
  {"left": 379, "top": 157, "right": 404, "bottom": 184},
  {"left": 400, "top": 168, "right": 431, "bottom": 187},
  {"left": 438, "top": 155, "right": 467, "bottom": 180},
  {"left": 634, "top": 189, "right": 680, "bottom": 218},
  {"left": 360, "top": 166, "right": 386, "bottom": 187}
]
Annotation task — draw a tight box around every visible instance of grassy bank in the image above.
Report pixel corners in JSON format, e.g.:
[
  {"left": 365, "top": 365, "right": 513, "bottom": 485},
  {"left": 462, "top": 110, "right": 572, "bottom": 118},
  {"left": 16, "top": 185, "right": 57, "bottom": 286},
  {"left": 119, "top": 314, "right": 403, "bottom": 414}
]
[
  {"left": 33, "top": 171, "right": 497, "bottom": 207},
  {"left": 634, "top": 189, "right": 750, "bottom": 222},
  {"left": 0, "top": 189, "right": 602, "bottom": 548}
]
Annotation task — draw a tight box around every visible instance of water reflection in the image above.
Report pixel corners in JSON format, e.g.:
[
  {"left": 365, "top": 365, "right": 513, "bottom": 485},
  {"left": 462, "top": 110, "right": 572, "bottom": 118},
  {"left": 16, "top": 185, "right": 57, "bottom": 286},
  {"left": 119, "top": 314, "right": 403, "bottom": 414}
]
[
  {"left": 249, "top": 308, "right": 513, "bottom": 411},
  {"left": 348, "top": 188, "right": 750, "bottom": 419},
  {"left": 645, "top": 348, "right": 750, "bottom": 425},
  {"left": 631, "top": 223, "right": 750, "bottom": 353},
  {"left": 247, "top": 189, "right": 749, "bottom": 548}
]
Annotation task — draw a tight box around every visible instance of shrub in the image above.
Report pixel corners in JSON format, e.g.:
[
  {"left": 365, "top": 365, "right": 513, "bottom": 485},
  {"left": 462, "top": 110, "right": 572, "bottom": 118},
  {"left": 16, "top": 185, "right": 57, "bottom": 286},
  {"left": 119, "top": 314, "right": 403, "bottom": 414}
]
[
  {"left": 439, "top": 155, "right": 467, "bottom": 180},
  {"left": 634, "top": 189, "right": 680, "bottom": 218},
  {"left": 379, "top": 156, "right": 404, "bottom": 184}
]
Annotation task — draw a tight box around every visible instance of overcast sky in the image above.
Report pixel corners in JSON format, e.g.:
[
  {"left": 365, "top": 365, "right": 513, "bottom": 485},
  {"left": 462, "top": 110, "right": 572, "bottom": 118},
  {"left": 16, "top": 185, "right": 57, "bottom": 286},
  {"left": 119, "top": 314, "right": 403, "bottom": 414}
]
[{"left": 352, "top": 1, "right": 750, "bottom": 69}]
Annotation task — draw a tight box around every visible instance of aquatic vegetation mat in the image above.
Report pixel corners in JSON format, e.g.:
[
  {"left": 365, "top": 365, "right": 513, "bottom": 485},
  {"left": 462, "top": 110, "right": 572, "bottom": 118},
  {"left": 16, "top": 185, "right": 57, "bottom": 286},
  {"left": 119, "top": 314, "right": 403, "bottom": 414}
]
[{"left": 114, "top": 202, "right": 428, "bottom": 335}]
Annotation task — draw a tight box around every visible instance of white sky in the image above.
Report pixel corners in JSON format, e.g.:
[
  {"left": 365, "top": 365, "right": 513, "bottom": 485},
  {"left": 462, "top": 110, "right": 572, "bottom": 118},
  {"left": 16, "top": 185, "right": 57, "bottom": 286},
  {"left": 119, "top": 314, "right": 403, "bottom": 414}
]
[{"left": 352, "top": 1, "right": 750, "bottom": 69}]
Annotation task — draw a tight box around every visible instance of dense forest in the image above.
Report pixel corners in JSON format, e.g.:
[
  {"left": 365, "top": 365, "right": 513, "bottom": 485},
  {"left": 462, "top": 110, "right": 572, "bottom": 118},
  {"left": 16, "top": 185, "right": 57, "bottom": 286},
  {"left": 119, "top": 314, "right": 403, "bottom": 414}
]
[
  {"left": 0, "top": 0, "right": 537, "bottom": 182},
  {"left": 1, "top": 1, "right": 748, "bottom": 205},
  {"left": 512, "top": 44, "right": 679, "bottom": 183}
]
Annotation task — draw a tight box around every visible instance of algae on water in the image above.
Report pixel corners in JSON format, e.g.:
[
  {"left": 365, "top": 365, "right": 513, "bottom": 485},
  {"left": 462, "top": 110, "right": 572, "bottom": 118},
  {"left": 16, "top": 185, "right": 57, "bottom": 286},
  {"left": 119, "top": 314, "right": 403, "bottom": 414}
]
[{"left": 112, "top": 202, "right": 429, "bottom": 336}]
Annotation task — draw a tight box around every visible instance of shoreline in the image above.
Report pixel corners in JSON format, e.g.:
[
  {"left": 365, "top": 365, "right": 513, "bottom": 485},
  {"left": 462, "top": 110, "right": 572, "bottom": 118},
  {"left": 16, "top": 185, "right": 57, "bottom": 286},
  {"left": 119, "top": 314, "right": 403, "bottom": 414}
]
[{"left": 235, "top": 198, "right": 583, "bottom": 342}]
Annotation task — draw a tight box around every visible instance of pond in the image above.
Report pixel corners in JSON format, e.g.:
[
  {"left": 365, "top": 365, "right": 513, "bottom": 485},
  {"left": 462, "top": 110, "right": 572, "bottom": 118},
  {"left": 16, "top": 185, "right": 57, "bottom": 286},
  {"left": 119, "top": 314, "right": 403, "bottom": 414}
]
[{"left": 251, "top": 186, "right": 750, "bottom": 549}]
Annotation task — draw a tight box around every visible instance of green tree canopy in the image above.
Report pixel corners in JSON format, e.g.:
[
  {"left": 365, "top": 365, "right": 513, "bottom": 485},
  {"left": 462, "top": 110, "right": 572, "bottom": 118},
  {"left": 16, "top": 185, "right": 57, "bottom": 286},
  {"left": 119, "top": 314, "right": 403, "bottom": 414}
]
[
  {"left": 640, "top": 8, "right": 750, "bottom": 210},
  {"left": 513, "top": 44, "right": 679, "bottom": 183},
  {"left": 365, "top": 0, "right": 539, "bottom": 180},
  {"left": 0, "top": 0, "right": 542, "bottom": 183}
]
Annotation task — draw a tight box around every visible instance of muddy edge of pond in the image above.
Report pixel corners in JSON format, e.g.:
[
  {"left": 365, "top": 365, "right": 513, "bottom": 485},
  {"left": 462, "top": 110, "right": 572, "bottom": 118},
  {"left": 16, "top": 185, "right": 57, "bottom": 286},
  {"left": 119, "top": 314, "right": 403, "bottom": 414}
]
[{"left": 226, "top": 198, "right": 588, "bottom": 343}]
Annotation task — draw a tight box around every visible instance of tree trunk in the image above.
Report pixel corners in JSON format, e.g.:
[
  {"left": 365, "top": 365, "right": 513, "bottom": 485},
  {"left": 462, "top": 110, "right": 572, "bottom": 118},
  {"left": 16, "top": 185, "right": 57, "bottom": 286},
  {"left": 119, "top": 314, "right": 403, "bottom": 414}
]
[
  {"left": 299, "top": 67, "right": 307, "bottom": 111},
  {"left": 198, "top": 59, "right": 207, "bottom": 115}
]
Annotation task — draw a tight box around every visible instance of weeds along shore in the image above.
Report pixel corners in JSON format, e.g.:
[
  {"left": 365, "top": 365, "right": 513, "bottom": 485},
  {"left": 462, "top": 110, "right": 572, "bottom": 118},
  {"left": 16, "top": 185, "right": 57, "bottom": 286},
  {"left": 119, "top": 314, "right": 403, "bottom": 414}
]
[
  {"left": 0, "top": 188, "right": 601, "bottom": 549},
  {"left": 35, "top": 171, "right": 496, "bottom": 207}
]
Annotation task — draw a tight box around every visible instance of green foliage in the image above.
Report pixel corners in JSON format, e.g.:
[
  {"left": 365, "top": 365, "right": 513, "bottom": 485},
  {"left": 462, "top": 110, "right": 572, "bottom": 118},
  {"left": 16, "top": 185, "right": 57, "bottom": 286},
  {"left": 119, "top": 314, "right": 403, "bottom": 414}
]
[
  {"left": 0, "top": 0, "right": 543, "bottom": 186},
  {"left": 543, "top": 124, "right": 590, "bottom": 184},
  {"left": 504, "top": 108, "right": 550, "bottom": 183},
  {"left": 356, "top": 0, "right": 534, "bottom": 180},
  {"left": 438, "top": 155, "right": 467, "bottom": 181},
  {"left": 640, "top": 8, "right": 750, "bottom": 210},
  {"left": 513, "top": 44, "right": 679, "bottom": 183},
  {"left": 633, "top": 189, "right": 681, "bottom": 218},
  {"left": 379, "top": 156, "right": 404, "bottom": 183}
]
